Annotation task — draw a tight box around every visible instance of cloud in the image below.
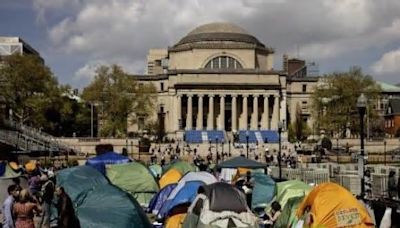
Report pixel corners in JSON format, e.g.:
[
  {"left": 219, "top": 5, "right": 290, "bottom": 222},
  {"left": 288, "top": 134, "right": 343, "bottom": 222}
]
[
  {"left": 32, "top": 0, "right": 400, "bottom": 86},
  {"left": 372, "top": 48, "right": 400, "bottom": 75}
]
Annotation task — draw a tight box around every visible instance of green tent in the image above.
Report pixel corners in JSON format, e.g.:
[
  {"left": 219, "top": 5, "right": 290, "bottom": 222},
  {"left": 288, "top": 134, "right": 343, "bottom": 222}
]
[
  {"left": 273, "top": 196, "right": 304, "bottom": 228},
  {"left": 251, "top": 173, "right": 276, "bottom": 209},
  {"left": 163, "top": 160, "right": 197, "bottom": 175},
  {"left": 148, "top": 164, "right": 162, "bottom": 178},
  {"left": 273, "top": 180, "right": 311, "bottom": 228},
  {"left": 57, "top": 166, "right": 151, "bottom": 228},
  {"left": 106, "top": 163, "right": 159, "bottom": 207},
  {"left": 3, "top": 164, "right": 21, "bottom": 178}
]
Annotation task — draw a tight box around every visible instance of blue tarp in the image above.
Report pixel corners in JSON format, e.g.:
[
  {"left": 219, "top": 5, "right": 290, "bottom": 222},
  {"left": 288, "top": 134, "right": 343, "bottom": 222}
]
[
  {"left": 251, "top": 172, "right": 276, "bottom": 209},
  {"left": 158, "top": 181, "right": 203, "bottom": 219},
  {"left": 85, "top": 152, "right": 131, "bottom": 175},
  {"left": 148, "top": 183, "right": 177, "bottom": 215}
]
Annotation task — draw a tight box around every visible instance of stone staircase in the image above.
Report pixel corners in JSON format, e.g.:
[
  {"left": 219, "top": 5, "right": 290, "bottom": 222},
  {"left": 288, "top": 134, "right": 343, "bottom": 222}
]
[{"left": 0, "top": 119, "right": 79, "bottom": 154}]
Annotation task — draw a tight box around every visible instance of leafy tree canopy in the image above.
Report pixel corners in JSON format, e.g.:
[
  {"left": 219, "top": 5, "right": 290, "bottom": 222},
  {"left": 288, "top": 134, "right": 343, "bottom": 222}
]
[
  {"left": 82, "top": 65, "right": 156, "bottom": 137},
  {"left": 311, "top": 67, "right": 381, "bottom": 137},
  {"left": 0, "top": 54, "right": 60, "bottom": 126}
]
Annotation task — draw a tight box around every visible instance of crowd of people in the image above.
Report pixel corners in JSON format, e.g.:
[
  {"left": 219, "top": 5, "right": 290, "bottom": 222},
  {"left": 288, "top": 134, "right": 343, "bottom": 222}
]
[
  {"left": 149, "top": 143, "right": 299, "bottom": 170},
  {"left": 1, "top": 162, "right": 79, "bottom": 228}
]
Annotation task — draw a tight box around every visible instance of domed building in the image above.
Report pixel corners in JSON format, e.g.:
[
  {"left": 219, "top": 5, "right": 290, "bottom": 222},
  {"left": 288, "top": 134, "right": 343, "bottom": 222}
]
[{"left": 132, "top": 22, "right": 318, "bottom": 143}]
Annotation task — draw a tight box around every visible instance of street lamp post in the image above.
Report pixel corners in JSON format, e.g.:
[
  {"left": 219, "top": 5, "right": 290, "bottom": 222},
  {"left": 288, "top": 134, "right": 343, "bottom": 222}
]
[
  {"left": 221, "top": 141, "right": 224, "bottom": 161},
  {"left": 278, "top": 122, "right": 283, "bottom": 180},
  {"left": 357, "top": 93, "right": 367, "bottom": 196},
  {"left": 215, "top": 137, "right": 219, "bottom": 164},
  {"left": 384, "top": 140, "right": 387, "bottom": 166},
  {"left": 228, "top": 140, "right": 231, "bottom": 157},
  {"left": 336, "top": 138, "right": 339, "bottom": 164},
  {"left": 90, "top": 103, "right": 94, "bottom": 138},
  {"left": 246, "top": 131, "right": 249, "bottom": 158},
  {"left": 138, "top": 138, "right": 141, "bottom": 161}
]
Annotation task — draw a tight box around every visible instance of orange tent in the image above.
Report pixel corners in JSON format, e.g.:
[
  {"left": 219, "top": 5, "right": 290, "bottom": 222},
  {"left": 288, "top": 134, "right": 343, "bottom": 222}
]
[
  {"left": 232, "top": 167, "right": 250, "bottom": 183},
  {"left": 159, "top": 168, "right": 182, "bottom": 189},
  {"left": 165, "top": 213, "right": 186, "bottom": 228},
  {"left": 24, "top": 160, "right": 37, "bottom": 173},
  {"left": 296, "top": 182, "right": 374, "bottom": 228}
]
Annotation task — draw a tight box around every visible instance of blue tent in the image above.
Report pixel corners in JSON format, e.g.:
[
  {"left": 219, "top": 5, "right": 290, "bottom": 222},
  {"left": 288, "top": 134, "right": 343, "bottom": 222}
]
[
  {"left": 147, "top": 183, "right": 177, "bottom": 215},
  {"left": 85, "top": 152, "right": 131, "bottom": 174},
  {"left": 157, "top": 181, "right": 203, "bottom": 219},
  {"left": 251, "top": 172, "right": 276, "bottom": 209}
]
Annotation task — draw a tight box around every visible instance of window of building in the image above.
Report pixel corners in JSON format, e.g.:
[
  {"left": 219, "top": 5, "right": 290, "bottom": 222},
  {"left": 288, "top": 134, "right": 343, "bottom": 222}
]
[
  {"left": 204, "top": 56, "right": 243, "bottom": 69},
  {"left": 302, "top": 84, "right": 307, "bottom": 93},
  {"left": 155, "top": 60, "right": 162, "bottom": 66},
  {"left": 160, "top": 82, "right": 164, "bottom": 91}
]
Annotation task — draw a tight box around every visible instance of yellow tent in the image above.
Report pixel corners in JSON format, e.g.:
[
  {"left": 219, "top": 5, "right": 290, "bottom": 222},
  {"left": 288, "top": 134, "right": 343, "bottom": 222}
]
[
  {"left": 24, "top": 160, "right": 37, "bottom": 173},
  {"left": 159, "top": 168, "right": 182, "bottom": 189},
  {"left": 165, "top": 213, "right": 186, "bottom": 228},
  {"left": 232, "top": 167, "right": 250, "bottom": 183},
  {"left": 296, "top": 182, "right": 374, "bottom": 228}
]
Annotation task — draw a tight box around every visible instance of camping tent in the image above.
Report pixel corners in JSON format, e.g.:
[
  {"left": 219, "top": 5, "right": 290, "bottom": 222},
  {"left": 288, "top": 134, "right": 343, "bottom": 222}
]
[
  {"left": 183, "top": 182, "right": 258, "bottom": 228},
  {"left": 149, "top": 164, "right": 162, "bottom": 178},
  {"left": 296, "top": 182, "right": 374, "bottom": 227},
  {"left": 57, "top": 166, "right": 151, "bottom": 228},
  {"left": 167, "top": 172, "right": 217, "bottom": 200},
  {"left": 216, "top": 156, "right": 267, "bottom": 169},
  {"left": 148, "top": 183, "right": 177, "bottom": 215},
  {"left": 251, "top": 173, "right": 276, "bottom": 209},
  {"left": 158, "top": 172, "right": 218, "bottom": 219},
  {"left": 163, "top": 160, "right": 197, "bottom": 175},
  {"left": 273, "top": 180, "right": 311, "bottom": 227},
  {"left": 275, "top": 180, "right": 311, "bottom": 209},
  {"left": 76, "top": 184, "right": 151, "bottom": 228},
  {"left": 159, "top": 168, "right": 182, "bottom": 189},
  {"left": 0, "top": 163, "right": 22, "bottom": 178},
  {"left": 106, "top": 162, "right": 159, "bottom": 207},
  {"left": 57, "top": 165, "right": 108, "bottom": 202},
  {"left": 85, "top": 151, "right": 130, "bottom": 175},
  {"left": 158, "top": 181, "right": 204, "bottom": 219}
]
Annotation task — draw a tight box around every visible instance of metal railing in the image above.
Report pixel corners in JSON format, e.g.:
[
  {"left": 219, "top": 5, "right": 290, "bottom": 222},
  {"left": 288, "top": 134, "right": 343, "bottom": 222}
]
[{"left": 0, "top": 119, "right": 79, "bottom": 153}]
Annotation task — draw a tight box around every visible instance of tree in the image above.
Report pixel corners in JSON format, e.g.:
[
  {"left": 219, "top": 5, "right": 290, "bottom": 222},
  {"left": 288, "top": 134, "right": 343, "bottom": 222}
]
[
  {"left": 0, "top": 54, "right": 61, "bottom": 127},
  {"left": 82, "top": 65, "right": 156, "bottom": 137},
  {"left": 288, "top": 103, "right": 310, "bottom": 142},
  {"left": 311, "top": 67, "right": 381, "bottom": 137}
]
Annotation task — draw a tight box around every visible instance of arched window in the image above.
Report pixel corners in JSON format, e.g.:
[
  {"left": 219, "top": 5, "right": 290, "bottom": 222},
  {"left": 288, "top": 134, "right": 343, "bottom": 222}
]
[{"left": 204, "top": 56, "right": 243, "bottom": 69}]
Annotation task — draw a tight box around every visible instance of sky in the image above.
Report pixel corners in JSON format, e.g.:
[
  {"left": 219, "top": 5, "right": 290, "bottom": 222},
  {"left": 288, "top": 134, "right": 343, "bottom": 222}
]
[{"left": 1, "top": 0, "right": 400, "bottom": 88}]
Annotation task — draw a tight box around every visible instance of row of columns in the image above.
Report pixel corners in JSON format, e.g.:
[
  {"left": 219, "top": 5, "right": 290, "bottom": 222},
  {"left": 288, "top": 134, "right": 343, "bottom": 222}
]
[{"left": 176, "top": 93, "right": 281, "bottom": 131}]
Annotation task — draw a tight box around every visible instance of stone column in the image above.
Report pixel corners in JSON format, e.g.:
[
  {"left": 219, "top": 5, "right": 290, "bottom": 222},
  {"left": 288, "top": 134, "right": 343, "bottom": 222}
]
[
  {"left": 176, "top": 95, "right": 182, "bottom": 130},
  {"left": 219, "top": 95, "right": 225, "bottom": 130},
  {"left": 242, "top": 95, "right": 248, "bottom": 130},
  {"left": 196, "top": 95, "right": 203, "bottom": 130},
  {"left": 186, "top": 94, "right": 193, "bottom": 130},
  {"left": 261, "top": 95, "right": 270, "bottom": 129},
  {"left": 231, "top": 95, "right": 237, "bottom": 132},
  {"left": 251, "top": 95, "right": 259, "bottom": 130},
  {"left": 271, "top": 94, "right": 280, "bottom": 130},
  {"left": 207, "top": 95, "right": 214, "bottom": 130}
]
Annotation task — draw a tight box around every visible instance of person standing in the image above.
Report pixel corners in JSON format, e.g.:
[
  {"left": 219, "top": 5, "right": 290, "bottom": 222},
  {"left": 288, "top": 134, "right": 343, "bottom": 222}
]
[
  {"left": 388, "top": 171, "right": 397, "bottom": 199},
  {"left": 39, "top": 174, "right": 55, "bottom": 228},
  {"left": 364, "top": 170, "right": 372, "bottom": 199},
  {"left": 55, "top": 187, "right": 79, "bottom": 228},
  {"left": 2, "top": 185, "right": 19, "bottom": 228},
  {"left": 13, "top": 189, "right": 41, "bottom": 228}
]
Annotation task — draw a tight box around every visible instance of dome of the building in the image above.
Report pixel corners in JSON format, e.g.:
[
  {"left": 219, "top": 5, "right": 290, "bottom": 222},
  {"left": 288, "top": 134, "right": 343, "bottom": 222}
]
[
  {"left": 173, "top": 22, "right": 266, "bottom": 49},
  {"left": 187, "top": 22, "right": 249, "bottom": 36}
]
